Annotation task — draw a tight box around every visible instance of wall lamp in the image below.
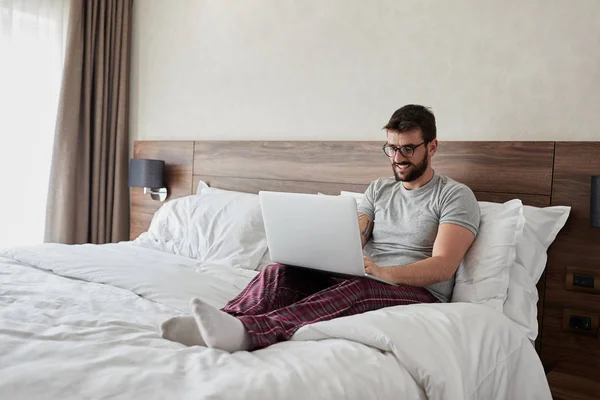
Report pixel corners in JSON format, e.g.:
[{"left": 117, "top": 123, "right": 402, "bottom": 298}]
[{"left": 128, "top": 158, "right": 168, "bottom": 202}]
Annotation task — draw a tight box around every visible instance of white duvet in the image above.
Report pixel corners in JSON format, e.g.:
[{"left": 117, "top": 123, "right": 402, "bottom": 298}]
[{"left": 0, "top": 243, "right": 551, "bottom": 400}]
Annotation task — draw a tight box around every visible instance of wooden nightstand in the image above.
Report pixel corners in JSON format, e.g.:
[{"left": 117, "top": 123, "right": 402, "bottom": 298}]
[{"left": 547, "top": 370, "right": 600, "bottom": 400}]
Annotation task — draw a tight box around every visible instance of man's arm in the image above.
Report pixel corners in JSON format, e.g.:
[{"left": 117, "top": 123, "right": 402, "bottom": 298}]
[
  {"left": 364, "top": 223, "right": 475, "bottom": 286},
  {"left": 358, "top": 213, "right": 374, "bottom": 249}
]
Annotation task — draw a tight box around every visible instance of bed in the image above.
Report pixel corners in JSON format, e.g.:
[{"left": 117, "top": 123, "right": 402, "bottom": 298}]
[
  {"left": 0, "top": 242, "right": 550, "bottom": 399},
  {"left": 0, "top": 140, "right": 565, "bottom": 399}
]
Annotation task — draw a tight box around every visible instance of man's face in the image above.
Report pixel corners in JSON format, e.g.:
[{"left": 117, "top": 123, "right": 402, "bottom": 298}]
[{"left": 386, "top": 130, "right": 429, "bottom": 183}]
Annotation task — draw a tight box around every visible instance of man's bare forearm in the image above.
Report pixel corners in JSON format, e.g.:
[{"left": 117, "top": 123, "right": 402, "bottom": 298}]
[
  {"left": 379, "top": 256, "right": 458, "bottom": 286},
  {"left": 358, "top": 213, "right": 373, "bottom": 248}
]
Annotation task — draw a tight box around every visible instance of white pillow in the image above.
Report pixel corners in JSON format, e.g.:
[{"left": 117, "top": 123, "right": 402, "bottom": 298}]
[
  {"left": 517, "top": 205, "right": 571, "bottom": 283},
  {"left": 196, "top": 180, "right": 209, "bottom": 194},
  {"left": 134, "top": 187, "right": 268, "bottom": 270},
  {"left": 452, "top": 200, "right": 526, "bottom": 311},
  {"left": 503, "top": 205, "right": 570, "bottom": 340},
  {"left": 340, "top": 191, "right": 365, "bottom": 203}
]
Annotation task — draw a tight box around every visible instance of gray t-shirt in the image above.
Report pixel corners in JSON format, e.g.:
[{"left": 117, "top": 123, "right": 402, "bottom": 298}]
[{"left": 357, "top": 173, "right": 480, "bottom": 302}]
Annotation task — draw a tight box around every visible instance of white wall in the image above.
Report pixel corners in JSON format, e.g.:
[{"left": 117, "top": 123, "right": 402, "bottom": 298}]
[{"left": 131, "top": 0, "right": 600, "bottom": 141}]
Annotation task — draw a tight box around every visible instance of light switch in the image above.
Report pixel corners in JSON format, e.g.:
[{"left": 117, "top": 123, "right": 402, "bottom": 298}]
[
  {"left": 563, "top": 309, "right": 599, "bottom": 336},
  {"left": 566, "top": 267, "right": 600, "bottom": 294},
  {"left": 573, "top": 273, "right": 594, "bottom": 288}
]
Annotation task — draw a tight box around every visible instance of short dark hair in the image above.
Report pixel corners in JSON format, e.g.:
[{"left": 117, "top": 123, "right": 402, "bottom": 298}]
[{"left": 383, "top": 105, "right": 436, "bottom": 142}]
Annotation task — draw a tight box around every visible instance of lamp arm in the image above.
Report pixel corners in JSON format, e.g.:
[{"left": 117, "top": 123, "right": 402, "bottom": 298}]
[{"left": 143, "top": 187, "right": 168, "bottom": 202}]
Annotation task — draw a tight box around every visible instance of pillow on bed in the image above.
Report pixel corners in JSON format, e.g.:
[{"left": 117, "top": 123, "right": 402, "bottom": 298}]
[
  {"left": 340, "top": 191, "right": 365, "bottom": 203},
  {"left": 196, "top": 179, "right": 209, "bottom": 194},
  {"left": 516, "top": 205, "right": 570, "bottom": 283},
  {"left": 503, "top": 205, "right": 570, "bottom": 340},
  {"left": 452, "top": 200, "right": 525, "bottom": 311},
  {"left": 134, "top": 187, "right": 268, "bottom": 270}
]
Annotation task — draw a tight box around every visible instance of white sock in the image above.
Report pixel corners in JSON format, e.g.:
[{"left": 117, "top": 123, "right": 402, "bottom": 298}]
[
  {"left": 191, "top": 298, "right": 250, "bottom": 352},
  {"left": 160, "top": 315, "right": 206, "bottom": 347}
]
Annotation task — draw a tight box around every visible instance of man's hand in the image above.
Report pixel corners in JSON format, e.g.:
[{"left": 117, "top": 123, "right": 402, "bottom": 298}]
[{"left": 364, "top": 256, "right": 385, "bottom": 279}]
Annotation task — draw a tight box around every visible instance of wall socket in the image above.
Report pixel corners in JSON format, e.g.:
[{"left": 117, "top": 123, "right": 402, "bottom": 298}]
[
  {"left": 566, "top": 266, "right": 600, "bottom": 294},
  {"left": 563, "top": 309, "right": 600, "bottom": 336}
]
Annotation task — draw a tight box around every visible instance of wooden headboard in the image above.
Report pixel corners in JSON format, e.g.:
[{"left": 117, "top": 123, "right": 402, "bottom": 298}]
[{"left": 131, "top": 140, "right": 600, "bottom": 380}]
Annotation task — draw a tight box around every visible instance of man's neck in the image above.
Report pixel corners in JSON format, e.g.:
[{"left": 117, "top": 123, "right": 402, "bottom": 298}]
[{"left": 402, "top": 168, "right": 435, "bottom": 191}]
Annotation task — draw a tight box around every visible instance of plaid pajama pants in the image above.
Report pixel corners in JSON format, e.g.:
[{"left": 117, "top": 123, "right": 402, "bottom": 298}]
[{"left": 222, "top": 263, "right": 439, "bottom": 350}]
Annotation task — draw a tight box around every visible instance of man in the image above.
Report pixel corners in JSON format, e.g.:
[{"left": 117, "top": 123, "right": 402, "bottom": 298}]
[{"left": 161, "top": 104, "right": 480, "bottom": 352}]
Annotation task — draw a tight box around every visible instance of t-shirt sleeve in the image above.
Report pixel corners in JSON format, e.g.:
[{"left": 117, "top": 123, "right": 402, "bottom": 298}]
[
  {"left": 439, "top": 184, "right": 480, "bottom": 236},
  {"left": 357, "top": 181, "right": 377, "bottom": 219}
]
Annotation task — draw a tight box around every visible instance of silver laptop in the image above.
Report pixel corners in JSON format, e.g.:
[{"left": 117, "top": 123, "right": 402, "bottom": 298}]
[{"left": 258, "top": 191, "right": 393, "bottom": 284}]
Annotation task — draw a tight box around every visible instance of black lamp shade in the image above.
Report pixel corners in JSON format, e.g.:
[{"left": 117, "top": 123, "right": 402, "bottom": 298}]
[
  {"left": 592, "top": 176, "right": 600, "bottom": 228},
  {"left": 129, "top": 159, "right": 165, "bottom": 188}
]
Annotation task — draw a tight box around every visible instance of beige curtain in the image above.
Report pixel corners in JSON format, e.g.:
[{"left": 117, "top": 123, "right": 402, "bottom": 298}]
[{"left": 45, "top": 0, "right": 133, "bottom": 244}]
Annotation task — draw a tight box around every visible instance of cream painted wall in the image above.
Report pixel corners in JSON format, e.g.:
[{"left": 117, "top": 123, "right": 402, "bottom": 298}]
[{"left": 131, "top": 0, "right": 600, "bottom": 141}]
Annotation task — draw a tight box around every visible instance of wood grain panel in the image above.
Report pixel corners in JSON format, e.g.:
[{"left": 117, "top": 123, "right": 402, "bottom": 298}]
[
  {"left": 435, "top": 142, "right": 555, "bottom": 195},
  {"left": 193, "top": 141, "right": 388, "bottom": 184},
  {"left": 547, "top": 370, "right": 600, "bottom": 400},
  {"left": 193, "top": 141, "right": 555, "bottom": 195},
  {"left": 130, "top": 141, "right": 194, "bottom": 240},
  {"left": 542, "top": 142, "right": 600, "bottom": 381}
]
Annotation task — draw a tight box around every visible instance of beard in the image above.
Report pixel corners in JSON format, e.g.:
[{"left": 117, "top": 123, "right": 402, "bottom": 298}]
[{"left": 393, "top": 152, "right": 429, "bottom": 182}]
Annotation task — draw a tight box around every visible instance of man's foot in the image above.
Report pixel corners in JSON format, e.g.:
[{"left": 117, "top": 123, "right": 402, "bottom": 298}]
[
  {"left": 160, "top": 315, "right": 205, "bottom": 346},
  {"left": 191, "top": 298, "right": 250, "bottom": 352}
]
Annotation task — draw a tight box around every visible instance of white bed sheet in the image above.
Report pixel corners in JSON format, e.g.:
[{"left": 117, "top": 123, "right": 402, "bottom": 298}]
[{"left": 0, "top": 243, "right": 552, "bottom": 400}]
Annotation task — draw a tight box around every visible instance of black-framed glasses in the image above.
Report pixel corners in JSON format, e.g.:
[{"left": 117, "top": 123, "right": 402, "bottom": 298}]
[{"left": 382, "top": 142, "right": 425, "bottom": 158}]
